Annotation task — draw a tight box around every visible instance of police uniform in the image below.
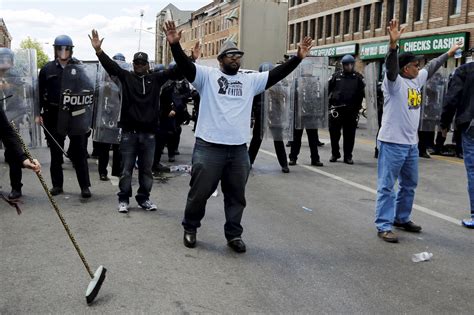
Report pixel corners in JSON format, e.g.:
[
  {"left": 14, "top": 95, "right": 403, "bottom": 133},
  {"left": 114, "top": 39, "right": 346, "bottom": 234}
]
[
  {"left": 38, "top": 58, "right": 91, "bottom": 195},
  {"left": 328, "top": 69, "right": 365, "bottom": 162}
]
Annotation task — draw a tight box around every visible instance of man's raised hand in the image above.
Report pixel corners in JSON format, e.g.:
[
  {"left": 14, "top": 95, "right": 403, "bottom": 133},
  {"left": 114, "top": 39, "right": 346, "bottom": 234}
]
[
  {"left": 164, "top": 21, "right": 182, "bottom": 45},
  {"left": 387, "top": 19, "right": 405, "bottom": 48},
  {"left": 89, "top": 29, "right": 104, "bottom": 53},
  {"left": 296, "top": 36, "right": 313, "bottom": 59},
  {"left": 191, "top": 41, "right": 201, "bottom": 60}
]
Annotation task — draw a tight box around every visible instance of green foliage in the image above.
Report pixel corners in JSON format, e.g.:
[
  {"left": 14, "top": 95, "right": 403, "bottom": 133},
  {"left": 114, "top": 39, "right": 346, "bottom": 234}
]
[{"left": 18, "top": 37, "right": 49, "bottom": 69}]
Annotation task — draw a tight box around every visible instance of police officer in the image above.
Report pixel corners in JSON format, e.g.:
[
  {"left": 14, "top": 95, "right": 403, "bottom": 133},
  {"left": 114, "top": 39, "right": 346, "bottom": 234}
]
[
  {"left": 328, "top": 54, "right": 365, "bottom": 164},
  {"left": 0, "top": 48, "right": 27, "bottom": 199},
  {"left": 37, "top": 35, "right": 92, "bottom": 198}
]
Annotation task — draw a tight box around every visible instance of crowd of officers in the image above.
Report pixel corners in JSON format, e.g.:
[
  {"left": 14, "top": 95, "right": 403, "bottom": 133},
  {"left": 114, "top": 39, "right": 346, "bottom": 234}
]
[{"left": 1, "top": 19, "right": 473, "bottom": 253}]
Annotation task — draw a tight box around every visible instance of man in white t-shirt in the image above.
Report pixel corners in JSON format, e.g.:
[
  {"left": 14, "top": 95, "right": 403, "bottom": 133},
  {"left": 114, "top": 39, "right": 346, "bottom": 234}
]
[
  {"left": 375, "top": 19, "right": 461, "bottom": 243},
  {"left": 164, "top": 20, "right": 313, "bottom": 252}
]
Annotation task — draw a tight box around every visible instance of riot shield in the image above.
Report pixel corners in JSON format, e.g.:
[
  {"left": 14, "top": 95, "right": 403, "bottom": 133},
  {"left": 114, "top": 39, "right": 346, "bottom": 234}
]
[
  {"left": 93, "top": 64, "right": 125, "bottom": 144},
  {"left": 364, "top": 62, "right": 379, "bottom": 136},
  {"left": 0, "top": 49, "right": 41, "bottom": 147},
  {"left": 294, "top": 56, "right": 329, "bottom": 129},
  {"left": 419, "top": 68, "right": 449, "bottom": 131},
  {"left": 57, "top": 63, "right": 98, "bottom": 136},
  {"left": 262, "top": 72, "right": 293, "bottom": 141}
]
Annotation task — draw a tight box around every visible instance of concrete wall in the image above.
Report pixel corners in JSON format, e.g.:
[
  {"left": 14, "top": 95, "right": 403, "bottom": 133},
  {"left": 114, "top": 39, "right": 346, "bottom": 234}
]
[{"left": 240, "top": 0, "right": 289, "bottom": 70}]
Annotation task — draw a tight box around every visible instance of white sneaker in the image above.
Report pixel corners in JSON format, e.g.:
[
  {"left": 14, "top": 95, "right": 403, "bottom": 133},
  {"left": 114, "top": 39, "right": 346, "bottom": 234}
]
[
  {"left": 118, "top": 201, "right": 129, "bottom": 213},
  {"left": 139, "top": 199, "right": 157, "bottom": 211}
]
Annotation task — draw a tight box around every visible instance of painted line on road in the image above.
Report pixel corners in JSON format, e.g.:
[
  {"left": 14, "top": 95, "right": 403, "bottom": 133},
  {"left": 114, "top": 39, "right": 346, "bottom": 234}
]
[{"left": 260, "top": 149, "right": 462, "bottom": 226}]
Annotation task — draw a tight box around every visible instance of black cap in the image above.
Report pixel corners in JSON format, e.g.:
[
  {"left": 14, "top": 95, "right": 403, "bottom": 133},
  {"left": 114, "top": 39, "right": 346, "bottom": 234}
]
[
  {"left": 133, "top": 52, "right": 148, "bottom": 63},
  {"left": 398, "top": 52, "right": 424, "bottom": 69}
]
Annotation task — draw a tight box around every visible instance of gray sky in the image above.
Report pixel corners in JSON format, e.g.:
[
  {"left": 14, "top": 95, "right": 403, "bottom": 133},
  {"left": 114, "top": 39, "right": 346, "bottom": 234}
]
[{"left": 1, "top": 0, "right": 210, "bottom": 61}]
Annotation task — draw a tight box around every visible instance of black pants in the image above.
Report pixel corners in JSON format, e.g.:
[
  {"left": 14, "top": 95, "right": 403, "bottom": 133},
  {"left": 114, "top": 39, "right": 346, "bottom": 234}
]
[
  {"left": 45, "top": 126, "right": 91, "bottom": 189},
  {"left": 248, "top": 115, "right": 288, "bottom": 167},
  {"left": 153, "top": 129, "right": 176, "bottom": 170},
  {"left": 289, "top": 128, "right": 321, "bottom": 163},
  {"left": 183, "top": 138, "right": 250, "bottom": 240},
  {"left": 95, "top": 141, "right": 121, "bottom": 177},
  {"left": 4, "top": 148, "right": 22, "bottom": 191},
  {"left": 328, "top": 112, "right": 358, "bottom": 159}
]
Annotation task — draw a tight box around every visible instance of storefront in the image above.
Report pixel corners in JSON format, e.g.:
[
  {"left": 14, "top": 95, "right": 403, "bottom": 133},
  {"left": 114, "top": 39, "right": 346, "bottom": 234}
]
[{"left": 309, "top": 43, "right": 358, "bottom": 69}]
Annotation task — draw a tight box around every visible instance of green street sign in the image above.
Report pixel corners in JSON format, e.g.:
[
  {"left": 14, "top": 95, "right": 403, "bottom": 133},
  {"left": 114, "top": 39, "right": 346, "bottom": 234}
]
[
  {"left": 400, "top": 32, "right": 467, "bottom": 54},
  {"left": 310, "top": 44, "right": 357, "bottom": 57}
]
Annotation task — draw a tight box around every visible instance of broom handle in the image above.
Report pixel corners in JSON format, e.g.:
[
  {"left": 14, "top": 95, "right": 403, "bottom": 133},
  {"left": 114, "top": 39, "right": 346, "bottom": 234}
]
[{"left": 10, "top": 122, "right": 94, "bottom": 278}]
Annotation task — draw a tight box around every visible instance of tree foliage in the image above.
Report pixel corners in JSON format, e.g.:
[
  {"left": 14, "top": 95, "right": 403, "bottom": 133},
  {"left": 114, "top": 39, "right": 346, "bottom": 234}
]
[{"left": 18, "top": 37, "right": 49, "bottom": 69}]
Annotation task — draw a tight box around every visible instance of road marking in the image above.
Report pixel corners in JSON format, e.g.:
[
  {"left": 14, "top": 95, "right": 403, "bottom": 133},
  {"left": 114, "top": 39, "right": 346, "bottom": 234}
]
[
  {"left": 260, "top": 149, "right": 462, "bottom": 226},
  {"left": 318, "top": 130, "right": 464, "bottom": 165}
]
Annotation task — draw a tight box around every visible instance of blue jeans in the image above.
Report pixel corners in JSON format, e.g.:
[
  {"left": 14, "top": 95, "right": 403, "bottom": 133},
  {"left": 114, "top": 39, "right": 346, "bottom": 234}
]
[
  {"left": 461, "top": 130, "right": 474, "bottom": 218},
  {"left": 118, "top": 131, "right": 155, "bottom": 203},
  {"left": 375, "top": 141, "right": 419, "bottom": 232},
  {"left": 183, "top": 138, "right": 251, "bottom": 240}
]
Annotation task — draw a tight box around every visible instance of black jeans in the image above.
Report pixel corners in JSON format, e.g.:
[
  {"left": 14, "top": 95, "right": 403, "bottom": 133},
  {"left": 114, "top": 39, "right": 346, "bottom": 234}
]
[
  {"left": 289, "top": 128, "right": 321, "bottom": 163},
  {"left": 118, "top": 131, "right": 155, "bottom": 203},
  {"left": 183, "top": 138, "right": 250, "bottom": 240},
  {"left": 328, "top": 111, "right": 358, "bottom": 159}
]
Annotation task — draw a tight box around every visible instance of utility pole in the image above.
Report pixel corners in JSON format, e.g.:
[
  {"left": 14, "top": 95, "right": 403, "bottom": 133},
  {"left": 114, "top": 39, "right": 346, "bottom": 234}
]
[{"left": 138, "top": 9, "right": 144, "bottom": 51}]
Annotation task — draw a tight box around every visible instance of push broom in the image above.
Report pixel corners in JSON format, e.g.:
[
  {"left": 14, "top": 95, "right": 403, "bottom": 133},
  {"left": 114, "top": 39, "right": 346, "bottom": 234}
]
[{"left": 10, "top": 121, "right": 106, "bottom": 304}]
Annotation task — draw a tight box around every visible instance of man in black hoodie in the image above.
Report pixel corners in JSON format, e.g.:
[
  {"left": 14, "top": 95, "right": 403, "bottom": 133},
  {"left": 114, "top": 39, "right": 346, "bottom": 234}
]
[{"left": 89, "top": 29, "right": 183, "bottom": 213}]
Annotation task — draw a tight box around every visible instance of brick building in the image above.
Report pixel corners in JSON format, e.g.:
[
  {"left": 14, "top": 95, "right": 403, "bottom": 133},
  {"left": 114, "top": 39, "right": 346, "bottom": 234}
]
[
  {"left": 173, "top": 0, "right": 288, "bottom": 70},
  {"left": 155, "top": 4, "right": 193, "bottom": 65},
  {"left": 0, "top": 18, "right": 12, "bottom": 48},
  {"left": 287, "top": 0, "right": 473, "bottom": 78}
]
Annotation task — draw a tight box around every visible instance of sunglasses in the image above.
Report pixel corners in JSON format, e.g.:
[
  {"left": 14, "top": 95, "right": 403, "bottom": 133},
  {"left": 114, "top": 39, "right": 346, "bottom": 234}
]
[
  {"left": 224, "top": 52, "right": 243, "bottom": 58},
  {"left": 134, "top": 60, "right": 148, "bottom": 66}
]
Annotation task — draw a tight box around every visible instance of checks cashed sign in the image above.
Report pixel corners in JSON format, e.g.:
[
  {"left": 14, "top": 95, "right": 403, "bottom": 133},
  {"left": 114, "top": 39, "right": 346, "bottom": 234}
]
[{"left": 400, "top": 33, "right": 467, "bottom": 55}]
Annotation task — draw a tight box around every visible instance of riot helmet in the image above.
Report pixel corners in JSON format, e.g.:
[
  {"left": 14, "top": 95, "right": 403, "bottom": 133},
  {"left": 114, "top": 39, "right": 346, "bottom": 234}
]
[
  {"left": 53, "top": 35, "right": 74, "bottom": 60},
  {"left": 112, "top": 53, "right": 126, "bottom": 62},
  {"left": 0, "top": 47, "right": 14, "bottom": 71},
  {"left": 341, "top": 54, "right": 355, "bottom": 73}
]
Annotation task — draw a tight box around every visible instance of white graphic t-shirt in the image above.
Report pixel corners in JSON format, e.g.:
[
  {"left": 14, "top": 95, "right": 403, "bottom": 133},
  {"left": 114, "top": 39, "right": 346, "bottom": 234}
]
[
  {"left": 192, "top": 64, "right": 269, "bottom": 145},
  {"left": 378, "top": 69, "right": 428, "bottom": 145}
]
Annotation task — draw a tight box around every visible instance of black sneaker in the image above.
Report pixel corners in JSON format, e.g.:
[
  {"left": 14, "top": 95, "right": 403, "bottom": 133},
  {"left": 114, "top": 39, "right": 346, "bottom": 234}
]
[
  {"left": 99, "top": 174, "right": 109, "bottom": 181},
  {"left": 138, "top": 199, "right": 157, "bottom": 211},
  {"left": 8, "top": 189, "right": 22, "bottom": 200},
  {"left": 317, "top": 141, "right": 325, "bottom": 147},
  {"left": 329, "top": 155, "right": 340, "bottom": 162},
  {"left": 227, "top": 238, "right": 246, "bottom": 253},
  {"left": 311, "top": 161, "right": 323, "bottom": 167},
  {"left": 281, "top": 166, "right": 290, "bottom": 173},
  {"left": 50, "top": 187, "right": 63, "bottom": 196},
  {"left": 393, "top": 220, "right": 422, "bottom": 232},
  {"left": 344, "top": 158, "right": 354, "bottom": 165},
  {"left": 81, "top": 187, "right": 92, "bottom": 198},
  {"left": 289, "top": 159, "right": 297, "bottom": 166}
]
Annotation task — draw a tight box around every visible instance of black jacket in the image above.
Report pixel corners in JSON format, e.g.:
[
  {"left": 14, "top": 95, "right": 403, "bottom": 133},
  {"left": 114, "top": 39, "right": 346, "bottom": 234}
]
[
  {"left": 441, "top": 62, "right": 474, "bottom": 131},
  {"left": 0, "top": 108, "right": 26, "bottom": 162},
  {"left": 97, "top": 51, "right": 180, "bottom": 133},
  {"left": 328, "top": 70, "right": 365, "bottom": 111}
]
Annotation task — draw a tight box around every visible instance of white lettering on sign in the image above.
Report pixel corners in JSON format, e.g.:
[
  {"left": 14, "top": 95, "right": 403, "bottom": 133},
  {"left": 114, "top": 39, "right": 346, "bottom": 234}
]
[{"left": 63, "top": 94, "right": 94, "bottom": 106}]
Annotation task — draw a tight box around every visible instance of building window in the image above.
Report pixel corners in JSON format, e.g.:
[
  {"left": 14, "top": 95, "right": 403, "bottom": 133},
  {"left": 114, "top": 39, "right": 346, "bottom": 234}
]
[
  {"left": 317, "top": 17, "right": 323, "bottom": 39},
  {"left": 335, "top": 13, "right": 340, "bottom": 36},
  {"left": 414, "top": 0, "right": 424, "bottom": 21},
  {"left": 289, "top": 25, "right": 295, "bottom": 45},
  {"left": 399, "top": 0, "right": 408, "bottom": 24},
  {"left": 310, "top": 19, "right": 316, "bottom": 39},
  {"left": 296, "top": 23, "right": 301, "bottom": 43},
  {"left": 375, "top": 2, "right": 382, "bottom": 28},
  {"left": 353, "top": 8, "right": 360, "bottom": 33},
  {"left": 326, "top": 15, "right": 332, "bottom": 37},
  {"left": 344, "top": 10, "right": 350, "bottom": 34},
  {"left": 386, "top": 0, "right": 395, "bottom": 23},
  {"left": 303, "top": 20, "right": 308, "bottom": 37},
  {"left": 450, "top": 0, "right": 462, "bottom": 15},
  {"left": 364, "top": 5, "right": 371, "bottom": 31}
]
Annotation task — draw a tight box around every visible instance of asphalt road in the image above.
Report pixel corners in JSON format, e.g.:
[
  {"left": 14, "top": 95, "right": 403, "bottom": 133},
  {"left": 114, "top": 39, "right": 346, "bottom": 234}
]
[{"left": 1, "top": 123, "right": 473, "bottom": 314}]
